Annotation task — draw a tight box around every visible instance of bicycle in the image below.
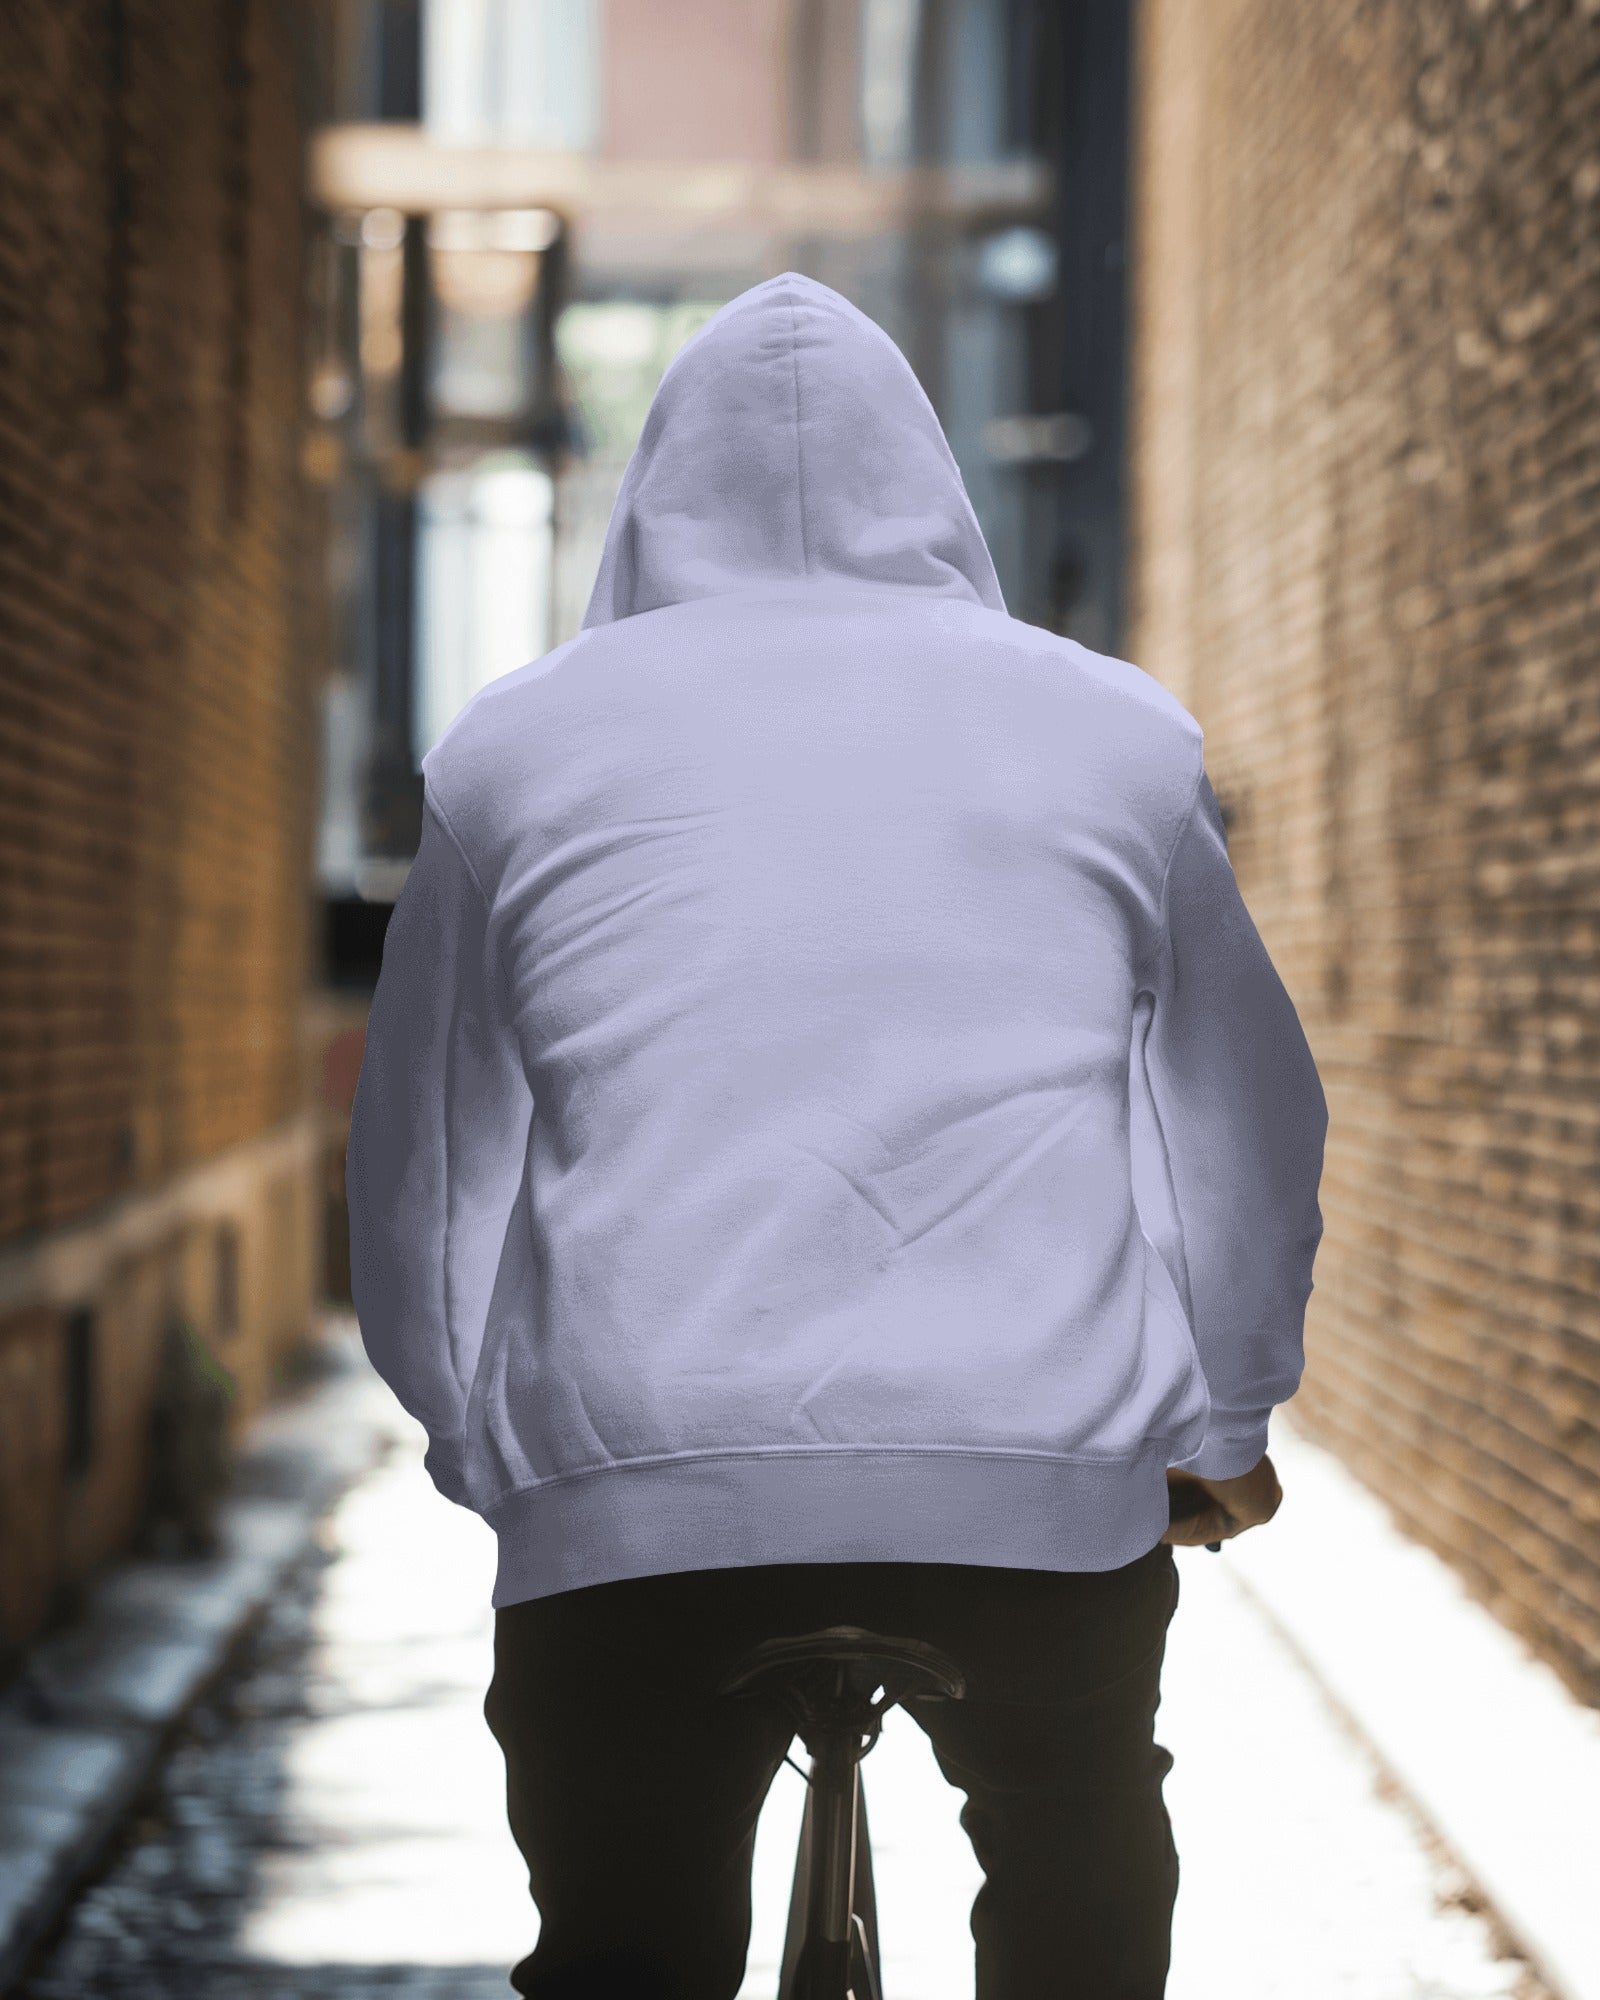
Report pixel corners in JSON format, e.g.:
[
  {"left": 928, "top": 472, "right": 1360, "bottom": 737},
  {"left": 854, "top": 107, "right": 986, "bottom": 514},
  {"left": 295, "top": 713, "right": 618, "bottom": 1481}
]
[{"left": 719, "top": 1625, "right": 967, "bottom": 2000}]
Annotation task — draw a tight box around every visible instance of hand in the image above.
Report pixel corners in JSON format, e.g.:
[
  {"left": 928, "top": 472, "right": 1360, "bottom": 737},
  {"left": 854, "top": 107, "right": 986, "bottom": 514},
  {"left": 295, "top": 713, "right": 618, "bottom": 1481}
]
[{"left": 1161, "top": 1454, "right": 1282, "bottom": 1548}]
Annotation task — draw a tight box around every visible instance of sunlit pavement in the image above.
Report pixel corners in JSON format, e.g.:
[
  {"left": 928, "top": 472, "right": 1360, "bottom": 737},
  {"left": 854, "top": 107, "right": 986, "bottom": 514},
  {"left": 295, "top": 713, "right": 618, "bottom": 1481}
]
[{"left": 23, "top": 1380, "right": 1550, "bottom": 2000}]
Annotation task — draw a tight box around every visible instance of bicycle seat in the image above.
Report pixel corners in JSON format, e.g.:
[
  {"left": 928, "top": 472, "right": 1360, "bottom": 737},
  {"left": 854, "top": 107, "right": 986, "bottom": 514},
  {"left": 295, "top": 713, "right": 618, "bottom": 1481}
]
[{"left": 718, "top": 1625, "right": 966, "bottom": 1755}]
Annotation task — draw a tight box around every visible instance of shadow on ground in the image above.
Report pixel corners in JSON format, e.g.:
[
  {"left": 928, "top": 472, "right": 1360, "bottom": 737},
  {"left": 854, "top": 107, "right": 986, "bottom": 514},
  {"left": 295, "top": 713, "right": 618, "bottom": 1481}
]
[{"left": 17, "top": 1542, "right": 515, "bottom": 2000}]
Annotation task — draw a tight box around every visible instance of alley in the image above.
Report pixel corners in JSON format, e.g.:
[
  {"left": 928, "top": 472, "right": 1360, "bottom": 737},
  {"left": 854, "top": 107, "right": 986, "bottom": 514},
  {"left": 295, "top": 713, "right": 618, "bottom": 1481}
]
[
  {"left": 17, "top": 1333, "right": 1547, "bottom": 2000},
  {"left": 6, "top": 1, "right": 1600, "bottom": 1989}
]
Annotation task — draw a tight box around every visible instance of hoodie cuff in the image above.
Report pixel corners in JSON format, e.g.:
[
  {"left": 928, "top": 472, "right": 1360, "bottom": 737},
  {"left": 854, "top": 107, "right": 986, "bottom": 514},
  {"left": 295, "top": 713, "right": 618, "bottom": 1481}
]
[
  {"left": 423, "top": 1431, "right": 473, "bottom": 1508},
  {"left": 1176, "top": 1417, "right": 1272, "bottom": 1482}
]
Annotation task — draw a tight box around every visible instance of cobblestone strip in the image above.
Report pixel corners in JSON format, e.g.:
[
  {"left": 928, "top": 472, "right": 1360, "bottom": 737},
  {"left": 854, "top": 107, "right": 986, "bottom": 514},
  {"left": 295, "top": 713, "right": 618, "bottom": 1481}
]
[{"left": 0, "top": 1331, "right": 390, "bottom": 1995}]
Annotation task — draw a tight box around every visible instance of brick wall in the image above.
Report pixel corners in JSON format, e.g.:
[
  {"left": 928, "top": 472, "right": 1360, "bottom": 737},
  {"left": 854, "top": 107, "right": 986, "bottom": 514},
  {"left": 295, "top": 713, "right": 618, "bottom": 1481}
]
[
  {"left": 0, "top": 0, "right": 319, "bottom": 1231},
  {"left": 0, "top": 1, "right": 324, "bottom": 1658},
  {"left": 1128, "top": 0, "right": 1600, "bottom": 1702}
]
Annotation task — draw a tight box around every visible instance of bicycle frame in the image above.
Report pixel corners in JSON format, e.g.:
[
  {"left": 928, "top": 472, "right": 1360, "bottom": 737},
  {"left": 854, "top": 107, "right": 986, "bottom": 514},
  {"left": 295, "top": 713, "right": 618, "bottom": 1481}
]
[
  {"left": 778, "top": 1718, "right": 881, "bottom": 2000},
  {"left": 718, "top": 1625, "right": 965, "bottom": 2000}
]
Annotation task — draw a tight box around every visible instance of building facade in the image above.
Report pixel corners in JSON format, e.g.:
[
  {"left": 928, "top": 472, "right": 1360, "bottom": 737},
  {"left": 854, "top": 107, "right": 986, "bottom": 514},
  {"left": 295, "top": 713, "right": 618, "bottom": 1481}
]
[
  {"left": 309, "top": 0, "right": 1134, "bottom": 933},
  {"left": 0, "top": 1, "right": 326, "bottom": 1661},
  {"left": 1129, "top": 0, "right": 1600, "bottom": 1702}
]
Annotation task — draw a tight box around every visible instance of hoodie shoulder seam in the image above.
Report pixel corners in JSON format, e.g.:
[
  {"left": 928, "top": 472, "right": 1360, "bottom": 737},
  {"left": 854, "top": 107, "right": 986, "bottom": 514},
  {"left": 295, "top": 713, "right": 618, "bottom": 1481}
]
[
  {"left": 423, "top": 781, "right": 492, "bottom": 916},
  {"left": 1136, "top": 740, "right": 1207, "bottom": 996},
  {"left": 424, "top": 782, "right": 522, "bottom": 1026}
]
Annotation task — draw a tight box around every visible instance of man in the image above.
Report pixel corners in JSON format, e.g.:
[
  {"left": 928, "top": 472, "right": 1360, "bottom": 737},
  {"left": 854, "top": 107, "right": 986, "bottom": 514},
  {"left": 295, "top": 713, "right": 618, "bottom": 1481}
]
[{"left": 346, "top": 272, "right": 1327, "bottom": 1998}]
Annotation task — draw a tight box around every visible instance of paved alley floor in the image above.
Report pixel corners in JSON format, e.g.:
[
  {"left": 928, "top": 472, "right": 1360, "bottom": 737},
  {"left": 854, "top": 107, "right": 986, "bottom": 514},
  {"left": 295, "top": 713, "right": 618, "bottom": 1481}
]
[{"left": 20, "top": 1378, "right": 1551, "bottom": 2000}]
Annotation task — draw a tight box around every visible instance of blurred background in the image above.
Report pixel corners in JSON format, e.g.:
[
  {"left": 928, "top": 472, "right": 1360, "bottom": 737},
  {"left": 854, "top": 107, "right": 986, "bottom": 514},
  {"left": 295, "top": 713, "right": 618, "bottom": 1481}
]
[{"left": 1, "top": 2, "right": 1598, "bottom": 1995}]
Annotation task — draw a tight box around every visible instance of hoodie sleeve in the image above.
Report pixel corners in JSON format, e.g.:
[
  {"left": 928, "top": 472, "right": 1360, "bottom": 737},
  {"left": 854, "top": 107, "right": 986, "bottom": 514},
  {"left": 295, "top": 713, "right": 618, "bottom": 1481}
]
[
  {"left": 345, "top": 785, "right": 535, "bottom": 1507},
  {"left": 1130, "top": 765, "right": 1328, "bottom": 1480}
]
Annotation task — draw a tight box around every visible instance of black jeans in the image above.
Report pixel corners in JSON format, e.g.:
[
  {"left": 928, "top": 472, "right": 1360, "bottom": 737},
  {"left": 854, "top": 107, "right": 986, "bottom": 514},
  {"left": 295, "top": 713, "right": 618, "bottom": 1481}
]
[{"left": 485, "top": 1543, "right": 1181, "bottom": 1999}]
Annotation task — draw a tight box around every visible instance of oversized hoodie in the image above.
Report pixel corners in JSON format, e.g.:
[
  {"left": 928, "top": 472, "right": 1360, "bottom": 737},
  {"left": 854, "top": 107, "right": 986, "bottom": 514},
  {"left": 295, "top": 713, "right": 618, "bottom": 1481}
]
[{"left": 345, "top": 272, "right": 1328, "bottom": 1609}]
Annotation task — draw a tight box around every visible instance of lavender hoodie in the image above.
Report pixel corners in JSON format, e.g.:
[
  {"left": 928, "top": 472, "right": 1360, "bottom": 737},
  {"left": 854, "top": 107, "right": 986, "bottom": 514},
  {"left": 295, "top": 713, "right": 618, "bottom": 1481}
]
[{"left": 346, "top": 273, "right": 1328, "bottom": 1608}]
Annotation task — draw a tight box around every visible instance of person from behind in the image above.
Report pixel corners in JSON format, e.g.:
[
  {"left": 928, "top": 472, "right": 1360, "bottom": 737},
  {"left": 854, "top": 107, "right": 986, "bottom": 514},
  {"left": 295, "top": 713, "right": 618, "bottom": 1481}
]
[{"left": 346, "top": 272, "right": 1328, "bottom": 1999}]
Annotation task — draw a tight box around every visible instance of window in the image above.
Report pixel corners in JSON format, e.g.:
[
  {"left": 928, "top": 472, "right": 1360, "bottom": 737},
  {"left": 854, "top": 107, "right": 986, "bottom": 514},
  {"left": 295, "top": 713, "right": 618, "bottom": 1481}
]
[
  {"left": 428, "top": 208, "right": 560, "bottom": 422},
  {"left": 64, "top": 1308, "right": 97, "bottom": 1480},
  {"left": 858, "top": 0, "right": 921, "bottom": 168},
  {"left": 423, "top": 0, "right": 601, "bottom": 151},
  {"left": 414, "top": 455, "right": 555, "bottom": 756}
]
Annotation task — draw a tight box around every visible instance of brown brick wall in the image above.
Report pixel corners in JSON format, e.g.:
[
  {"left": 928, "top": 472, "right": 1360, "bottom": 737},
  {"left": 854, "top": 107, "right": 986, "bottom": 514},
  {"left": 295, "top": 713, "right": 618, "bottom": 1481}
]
[
  {"left": 0, "top": 0, "right": 320, "bottom": 1241},
  {"left": 1128, "top": 0, "right": 1600, "bottom": 1702},
  {"left": 0, "top": 1309, "right": 68, "bottom": 1654},
  {"left": 0, "top": 1, "right": 325, "bottom": 1658}
]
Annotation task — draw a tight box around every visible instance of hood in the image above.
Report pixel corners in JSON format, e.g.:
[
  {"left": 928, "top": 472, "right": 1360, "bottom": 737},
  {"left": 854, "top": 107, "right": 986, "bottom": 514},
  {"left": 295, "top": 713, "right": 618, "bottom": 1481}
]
[{"left": 581, "top": 272, "right": 1005, "bottom": 628}]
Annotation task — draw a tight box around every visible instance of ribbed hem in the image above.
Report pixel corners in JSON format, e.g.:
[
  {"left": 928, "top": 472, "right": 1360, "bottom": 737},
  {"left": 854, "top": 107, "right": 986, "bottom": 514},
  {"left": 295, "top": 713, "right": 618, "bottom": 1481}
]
[
  {"left": 485, "top": 1445, "right": 1176, "bottom": 1607},
  {"left": 1177, "top": 1418, "right": 1272, "bottom": 1481}
]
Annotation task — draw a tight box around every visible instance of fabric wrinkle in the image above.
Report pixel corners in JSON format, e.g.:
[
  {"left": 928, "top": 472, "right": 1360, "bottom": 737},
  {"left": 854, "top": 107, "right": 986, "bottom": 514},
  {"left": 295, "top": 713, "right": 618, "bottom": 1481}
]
[{"left": 344, "top": 271, "right": 1328, "bottom": 1605}]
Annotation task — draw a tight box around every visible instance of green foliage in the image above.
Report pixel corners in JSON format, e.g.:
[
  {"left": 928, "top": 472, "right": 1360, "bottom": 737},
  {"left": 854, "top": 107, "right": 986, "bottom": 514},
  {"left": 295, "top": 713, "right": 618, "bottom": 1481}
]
[{"left": 170, "top": 1316, "right": 238, "bottom": 1403}]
